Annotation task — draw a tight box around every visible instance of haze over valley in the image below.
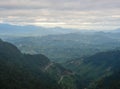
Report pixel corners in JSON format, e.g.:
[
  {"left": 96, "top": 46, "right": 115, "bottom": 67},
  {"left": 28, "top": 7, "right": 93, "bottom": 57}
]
[{"left": 0, "top": 0, "right": 120, "bottom": 89}]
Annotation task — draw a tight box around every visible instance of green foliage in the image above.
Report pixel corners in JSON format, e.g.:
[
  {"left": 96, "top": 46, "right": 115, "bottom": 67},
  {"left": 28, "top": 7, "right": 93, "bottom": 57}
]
[
  {"left": 1, "top": 38, "right": 120, "bottom": 89},
  {"left": 89, "top": 71, "right": 120, "bottom": 89},
  {"left": 60, "top": 75, "right": 77, "bottom": 89},
  {"left": 65, "top": 50, "right": 120, "bottom": 89},
  {"left": 0, "top": 39, "right": 60, "bottom": 89}
]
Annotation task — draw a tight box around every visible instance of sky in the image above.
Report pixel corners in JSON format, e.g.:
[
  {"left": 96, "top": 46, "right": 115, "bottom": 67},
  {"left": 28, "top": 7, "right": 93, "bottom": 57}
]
[{"left": 0, "top": 0, "right": 120, "bottom": 30}]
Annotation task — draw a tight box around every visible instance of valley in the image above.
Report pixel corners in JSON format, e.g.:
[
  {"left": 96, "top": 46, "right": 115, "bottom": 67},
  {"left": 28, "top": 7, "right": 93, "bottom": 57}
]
[
  {"left": 0, "top": 0, "right": 120, "bottom": 88},
  {"left": 3, "top": 29, "right": 120, "bottom": 62},
  {"left": 0, "top": 24, "right": 120, "bottom": 89}
]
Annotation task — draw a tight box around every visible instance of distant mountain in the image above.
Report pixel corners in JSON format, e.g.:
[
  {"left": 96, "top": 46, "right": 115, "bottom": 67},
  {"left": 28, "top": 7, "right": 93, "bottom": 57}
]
[
  {"left": 5, "top": 31, "right": 120, "bottom": 62},
  {"left": 113, "top": 28, "right": 120, "bottom": 32},
  {"left": 0, "top": 39, "right": 78, "bottom": 89},
  {"left": 64, "top": 50, "right": 120, "bottom": 88},
  {"left": 0, "top": 23, "right": 79, "bottom": 37}
]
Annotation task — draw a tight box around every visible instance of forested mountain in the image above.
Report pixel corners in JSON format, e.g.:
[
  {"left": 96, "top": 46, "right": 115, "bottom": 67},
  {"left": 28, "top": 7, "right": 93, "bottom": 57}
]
[
  {"left": 0, "top": 25, "right": 120, "bottom": 89},
  {"left": 0, "top": 39, "right": 120, "bottom": 89},
  {"left": 64, "top": 50, "right": 120, "bottom": 89},
  {"left": 0, "top": 39, "right": 77, "bottom": 89},
  {"left": 0, "top": 0, "right": 120, "bottom": 88},
  {"left": 4, "top": 31, "right": 120, "bottom": 62},
  {"left": 89, "top": 71, "right": 120, "bottom": 89}
]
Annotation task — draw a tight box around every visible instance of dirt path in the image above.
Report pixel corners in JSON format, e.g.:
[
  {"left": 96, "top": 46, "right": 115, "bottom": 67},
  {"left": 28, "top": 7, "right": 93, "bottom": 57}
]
[
  {"left": 44, "top": 62, "right": 53, "bottom": 71},
  {"left": 58, "top": 76, "right": 64, "bottom": 84}
]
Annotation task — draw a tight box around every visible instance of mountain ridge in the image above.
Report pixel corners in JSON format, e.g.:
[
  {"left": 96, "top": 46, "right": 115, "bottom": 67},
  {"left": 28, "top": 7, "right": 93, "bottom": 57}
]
[
  {"left": 0, "top": 23, "right": 79, "bottom": 37},
  {"left": 0, "top": 39, "right": 78, "bottom": 89},
  {"left": 64, "top": 50, "right": 120, "bottom": 88}
]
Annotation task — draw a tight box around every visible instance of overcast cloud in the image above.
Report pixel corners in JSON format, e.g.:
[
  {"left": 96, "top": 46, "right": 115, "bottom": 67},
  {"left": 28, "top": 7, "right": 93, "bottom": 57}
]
[{"left": 0, "top": 0, "right": 120, "bottom": 30}]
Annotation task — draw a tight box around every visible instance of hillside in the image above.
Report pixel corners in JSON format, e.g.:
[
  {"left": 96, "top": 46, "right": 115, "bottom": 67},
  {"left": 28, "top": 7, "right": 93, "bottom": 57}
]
[
  {"left": 0, "top": 39, "right": 120, "bottom": 89},
  {"left": 0, "top": 39, "right": 77, "bottom": 89},
  {"left": 89, "top": 71, "right": 120, "bottom": 89},
  {"left": 64, "top": 50, "right": 120, "bottom": 88}
]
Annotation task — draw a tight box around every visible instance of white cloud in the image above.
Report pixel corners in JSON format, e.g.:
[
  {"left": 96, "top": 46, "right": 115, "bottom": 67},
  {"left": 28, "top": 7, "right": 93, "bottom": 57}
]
[{"left": 0, "top": 0, "right": 120, "bottom": 30}]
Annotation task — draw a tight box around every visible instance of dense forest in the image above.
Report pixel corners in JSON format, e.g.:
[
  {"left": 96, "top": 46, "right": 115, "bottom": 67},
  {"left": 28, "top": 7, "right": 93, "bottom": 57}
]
[
  {"left": 0, "top": 39, "right": 77, "bottom": 89},
  {"left": 65, "top": 50, "right": 120, "bottom": 88},
  {"left": 0, "top": 39, "right": 120, "bottom": 89}
]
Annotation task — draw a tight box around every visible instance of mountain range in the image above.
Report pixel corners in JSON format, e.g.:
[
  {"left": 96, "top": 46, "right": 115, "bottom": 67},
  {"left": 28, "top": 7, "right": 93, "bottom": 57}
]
[
  {"left": 0, "top": 39, "right": 78, "bottom": 89},
  {"left": 0, "top": 24, "right": 79, "bottom": 37},
  {"left": 0, "top": 39, "right": 120, "bottom": 89},
  {"left": 0, "top": 24, "right": 120, "bottom": 89},
  {"left": 4, "top": 30, "right": 120, "bottom": 62}
]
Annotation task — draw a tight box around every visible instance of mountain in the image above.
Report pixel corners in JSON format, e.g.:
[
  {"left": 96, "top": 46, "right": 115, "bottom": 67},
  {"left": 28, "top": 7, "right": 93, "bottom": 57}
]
[
  {"left": 64, "top": 50, "right": 120, "bottom": 89},
  {"left": 0, "top": 39, "right": 60, "bottom": 89},
  {"left": 0, "top": 39, "right": 78, "bottom": 89},
  {"left": 1, "top": 24, "right": 120, "bottom": 63},
  {"left": 89, "top": 71, "right": 120, "bottom": 89},
  {"left": 0, "top": 39, "right": 120, "bottom": 89},
  {"left": 0, "top": 24, "right": 79, "bottom": 37},
  {"left": 112, "top": 28, "right": 120, "bottom": 33},
  {"left": 5, "top": 31, "right": 120, "bottom": 62}
]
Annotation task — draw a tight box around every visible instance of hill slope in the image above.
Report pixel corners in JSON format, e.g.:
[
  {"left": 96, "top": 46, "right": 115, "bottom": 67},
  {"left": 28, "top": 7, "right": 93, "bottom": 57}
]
[
  {"left": 0, "top": 39, "right": 78, "bottom": 89},
  {"left": 64, "top": 50, "right": 120, "bottom": 88},
  {"left": 89, "top": 71, "right": 120, "bottom": 89}
]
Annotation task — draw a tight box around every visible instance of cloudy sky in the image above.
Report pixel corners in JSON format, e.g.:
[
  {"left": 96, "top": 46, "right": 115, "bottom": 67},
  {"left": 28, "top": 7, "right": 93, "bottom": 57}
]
[{"left": 0, "top": 0, "right": 120, "bottom": 30}]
